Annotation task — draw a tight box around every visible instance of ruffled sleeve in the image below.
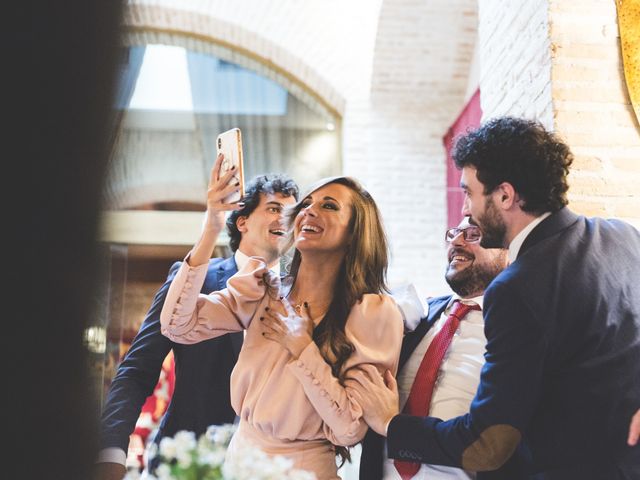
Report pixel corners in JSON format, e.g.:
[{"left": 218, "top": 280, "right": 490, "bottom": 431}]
[
  {"left": 286, "top": 294, "right": 403, "bottom": 446},
  {"left": 160, "top": 256, "right": 276, "bottom": 344}
]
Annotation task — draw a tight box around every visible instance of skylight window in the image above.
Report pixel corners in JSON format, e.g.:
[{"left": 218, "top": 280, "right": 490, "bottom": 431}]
[{"left": 129, "top": 44, "right": 194, "bottom": 111}]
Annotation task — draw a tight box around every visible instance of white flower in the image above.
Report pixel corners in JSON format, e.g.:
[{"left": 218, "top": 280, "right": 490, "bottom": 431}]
[
  {"left": 158, "top": 437, "right": 177, "bottom": 460},
  {"left": 154, "top": 463, "right": 173, "bottom": 480},
  {"left": 173, "top": 430, "right": 197, "bottom": 454},
  {"left": 199, "top": 447, "right": 225, "bottom": 467},
  {"left": 150, "top": 423, "right": 316, "bottom": 480},
  {"left": 272, "top": 454, "right": 294, "bottom": 472},
  {"left": 288, "top": 470, "right": 318, "bottom": 480},
  {"left": 176, "top": 450, "right": 193, "bottom": 469},
  {"left": 206, "top": 423, "right": 237, "bottom": 446}
]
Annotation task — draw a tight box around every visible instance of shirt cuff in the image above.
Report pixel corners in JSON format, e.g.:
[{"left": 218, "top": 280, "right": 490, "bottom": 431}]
[
  {"left": 96, "top": 447, "right": 127, "bottom": 466},
  {"left": 391, "top": 283, "right": 425, "bottom": 332},
  {"left": 384, "top": 416, "right": 394, "bottom": 437}
]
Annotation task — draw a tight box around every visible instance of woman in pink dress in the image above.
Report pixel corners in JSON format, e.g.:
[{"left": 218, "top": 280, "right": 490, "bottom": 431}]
[{"left": 160, "top": 168, "right": 404, "bottom": 479}]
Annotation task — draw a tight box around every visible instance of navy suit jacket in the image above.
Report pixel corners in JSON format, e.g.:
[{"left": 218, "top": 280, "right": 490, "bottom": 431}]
[
  {"left": 99, "top": 256, "right": 242, "bottom": 453},
  {"left": 360, "top": 296, "right": 528, "bottom": 479},
  {"left": 386, "top": 209, "right": 640, "bottom": 479}
]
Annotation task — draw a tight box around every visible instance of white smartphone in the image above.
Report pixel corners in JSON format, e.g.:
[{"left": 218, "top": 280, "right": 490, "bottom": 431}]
[{"left": 215, "top": 128, "right": 245, "bottom": 204}]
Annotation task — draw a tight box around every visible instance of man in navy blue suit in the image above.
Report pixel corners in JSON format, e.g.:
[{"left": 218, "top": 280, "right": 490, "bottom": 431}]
[
  {"left": 93, "top": 173, "right": 298, "bottom": 480},
  {"left": 347, "top": 117, "right": 640, "bottom": 479}
]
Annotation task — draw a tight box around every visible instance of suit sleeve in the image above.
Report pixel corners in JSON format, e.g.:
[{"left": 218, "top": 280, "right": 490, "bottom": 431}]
[
  {"left": 287, "top": 294, "right": 404, "bottom": 446},
  {"left": 98, "top": 262, "right": 181, "bottom": 452},
  {"left": 160, "top": 257, "right": 272, "bottom": 344},
  {"left": 387, "top": 279, "right": 547, "bottom": 471}
]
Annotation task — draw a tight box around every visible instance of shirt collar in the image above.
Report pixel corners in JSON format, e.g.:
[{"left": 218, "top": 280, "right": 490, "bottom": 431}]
[
  {"left": 448, "top": 294, "right": 484, "bottom": 311},
  {"left": 234, "top": 249, "right": 281, "bottom": 274},
  {"left": 508, "top": 212, "right": 552, "bottom": 263}
]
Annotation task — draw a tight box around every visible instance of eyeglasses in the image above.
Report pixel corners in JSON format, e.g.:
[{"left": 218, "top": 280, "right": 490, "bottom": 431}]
[{"left": 445, "top": 226, "right": 482, "bottom": 243}]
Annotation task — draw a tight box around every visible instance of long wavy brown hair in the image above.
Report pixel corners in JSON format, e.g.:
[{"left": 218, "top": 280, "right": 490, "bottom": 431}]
[{"left": 284, "top": 176, "right": 390, "bottom": 465}]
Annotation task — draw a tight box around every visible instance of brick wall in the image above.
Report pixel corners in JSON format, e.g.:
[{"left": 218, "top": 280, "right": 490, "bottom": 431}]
[
  {"left": 478, "top": 0, "right": 554, "bottom": 127},
  {"left": 549, "top": 0, "right": 640, "bottom": 228},
  {"left": 478, "top": 0, "right": 640, "bottom": 228}
]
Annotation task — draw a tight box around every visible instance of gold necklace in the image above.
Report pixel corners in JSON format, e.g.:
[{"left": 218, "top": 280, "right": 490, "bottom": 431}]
[{"left": 289, "top": 298, "right": 331, "bottom": 316}]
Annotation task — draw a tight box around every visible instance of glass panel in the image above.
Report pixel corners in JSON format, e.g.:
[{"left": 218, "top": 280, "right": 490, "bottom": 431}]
[
  {"left": 88, "top": 244, "right": 128, "bottom": 412},
  {"left": 106, "top": 43, "right": 341, "bottom": 211}
]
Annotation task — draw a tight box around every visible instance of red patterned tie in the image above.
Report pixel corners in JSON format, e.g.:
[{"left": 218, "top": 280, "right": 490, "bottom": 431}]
[{"left": 394, "top": 300, "right": 481, "bottom": 479}]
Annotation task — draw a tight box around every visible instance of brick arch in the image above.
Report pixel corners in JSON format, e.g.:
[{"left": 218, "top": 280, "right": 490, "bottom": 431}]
[{"left": 123, "top": 2, "right": 345, "bottom": 119}]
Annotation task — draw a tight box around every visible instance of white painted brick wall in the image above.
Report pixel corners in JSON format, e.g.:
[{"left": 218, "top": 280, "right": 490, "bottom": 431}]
[
  {"left": 344, "top": 0, "right": 478, "bottom": 297},
  {"left": 478, "top": 0, "right": 554, "bottom": 127}
]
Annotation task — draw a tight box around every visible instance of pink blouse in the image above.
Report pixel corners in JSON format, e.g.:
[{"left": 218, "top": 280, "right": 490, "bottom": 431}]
[{"left": 160, "top": 257, "right": 403, "bottom": 447}]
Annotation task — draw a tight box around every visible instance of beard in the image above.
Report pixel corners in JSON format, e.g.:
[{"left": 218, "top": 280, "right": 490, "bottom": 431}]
[
  {"left": 476, "top": 196, "right": 507, "bottom": 249},
  {"left": 445, "top": 255, "right": 505, "bottom": 298}
]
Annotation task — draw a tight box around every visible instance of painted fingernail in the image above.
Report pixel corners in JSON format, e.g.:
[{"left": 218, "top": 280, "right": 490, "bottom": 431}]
[
  {"left": 235, "top": 182, "right": 240, "bottom": 186},
  {"left": 231, "top": 165, "right": 236, "bottom": 170},
  {"left": 265, "top": 306, "right": 269, "bottom": 311},
  {"left": 304, "top": 302, "right": 309, "bottom": 308},
  {"left": 259, "top": 316, "right": 264, "bottom": 321}
]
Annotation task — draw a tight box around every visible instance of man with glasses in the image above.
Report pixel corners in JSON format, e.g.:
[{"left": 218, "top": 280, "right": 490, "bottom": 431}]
[{"left": 358, "top": 217, "right": 519, "bottom": 479}]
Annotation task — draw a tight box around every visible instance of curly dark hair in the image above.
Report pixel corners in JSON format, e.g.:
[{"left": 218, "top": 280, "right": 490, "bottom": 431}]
[
  {"left": 453, "top": 116, "right": 574, "bottom": 214},
  {"left": 226, "top": 173, "right": 299, "bottom": 251}
]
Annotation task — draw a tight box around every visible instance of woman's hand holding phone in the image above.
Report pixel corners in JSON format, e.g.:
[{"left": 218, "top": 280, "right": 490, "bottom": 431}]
[
  {"left": 187, "top": 153, "right": 244, "bottom": 268},
  {"left": 188, "top": 128, "right": 244, "bottom": 267},
  {"left": 203, "top": 153, "right": 244, "bottom": 233}
]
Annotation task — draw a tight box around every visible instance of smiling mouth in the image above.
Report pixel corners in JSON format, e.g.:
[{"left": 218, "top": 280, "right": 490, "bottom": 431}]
[
  {"left": 269, "top": 228, "right": 286, "bottom": 236},
  {"left": 300, "top": 224, "right": 322, "bottom": 233}
]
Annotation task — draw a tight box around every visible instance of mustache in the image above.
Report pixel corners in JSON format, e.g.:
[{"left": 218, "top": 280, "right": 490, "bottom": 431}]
[{"left": 449, "top": 247, "right": 475, "bottom": 262}]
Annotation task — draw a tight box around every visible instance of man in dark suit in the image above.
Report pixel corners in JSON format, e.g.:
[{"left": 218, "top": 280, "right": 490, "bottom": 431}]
[
  {"left": 359, "top": 217, "right": 519, "bottom": 479},
  {"left": 93, "top": 173, "right": 298, "bottom": 480},
  {"left": 347, "top": 117, "right": 640, "bottom": 479}
]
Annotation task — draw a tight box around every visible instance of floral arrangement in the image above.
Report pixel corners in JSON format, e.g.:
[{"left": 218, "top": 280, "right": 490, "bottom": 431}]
[{"left": 123, "top": 424, "right": 316, "bottom": 480}]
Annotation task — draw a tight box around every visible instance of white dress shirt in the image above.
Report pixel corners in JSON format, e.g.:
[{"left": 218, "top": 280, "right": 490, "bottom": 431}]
[
  {"left": 508, "top": 212, "right": 551, "bottom": 263},
  {"left": 234, "top": 249, "right": 280, "bottom": 275},
  {"left": 383, "top": 295, "right": 485, "bottom": 480}
]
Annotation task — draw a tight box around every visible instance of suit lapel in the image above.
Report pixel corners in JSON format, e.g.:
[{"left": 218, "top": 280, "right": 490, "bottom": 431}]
[
  {"left": 214, "top": 256, "right": 238, "bottom": 291},
  {"left": 399, "top": 295, "right": 451, "bottom": 370}
]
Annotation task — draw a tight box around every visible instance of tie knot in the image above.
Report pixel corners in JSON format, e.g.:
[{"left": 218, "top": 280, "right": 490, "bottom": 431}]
[{"left": 449, "top": 300, "right": 480, "bottom": 320}]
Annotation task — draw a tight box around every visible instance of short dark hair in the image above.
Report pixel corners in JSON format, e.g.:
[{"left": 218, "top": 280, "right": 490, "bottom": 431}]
[
  {"left": 226, "top": 173, "right": 299, "bottom": 251},
  {"left": 453, "top": 116, "right": 574, "bottom": 214}
]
